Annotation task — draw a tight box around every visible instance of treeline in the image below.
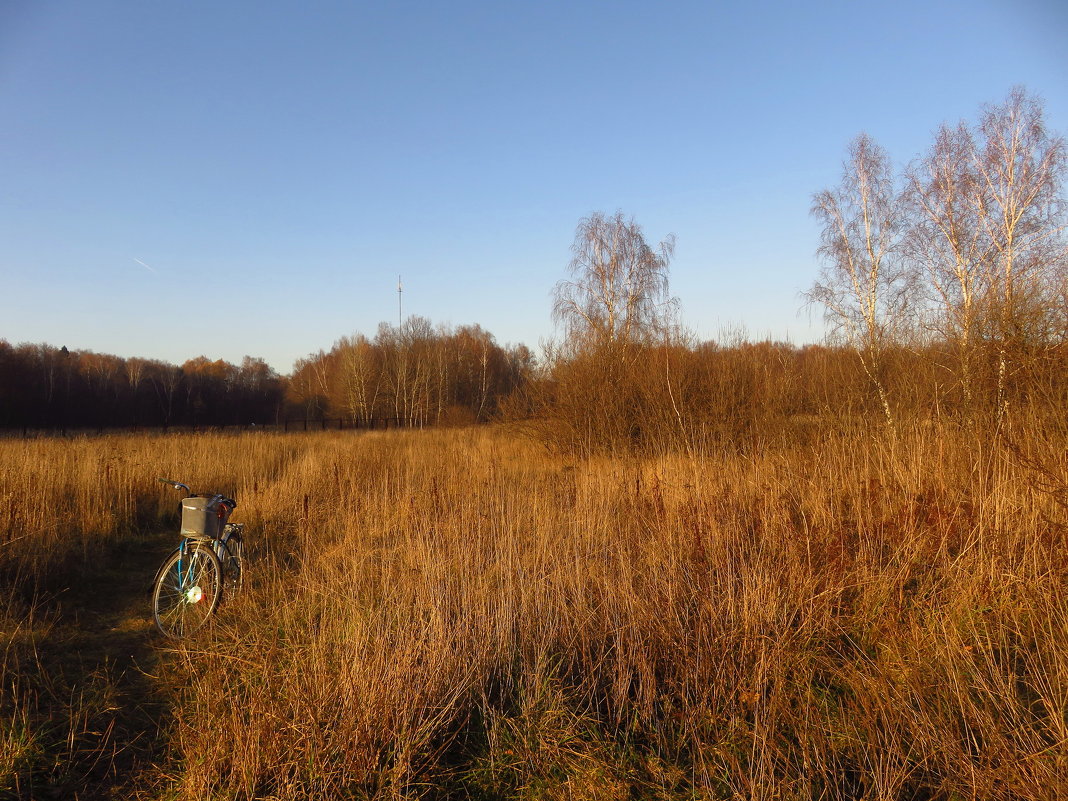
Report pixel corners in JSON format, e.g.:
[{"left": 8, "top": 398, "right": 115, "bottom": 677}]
[
  {"left": 286, "top": 318, "right": 533, "bottom": 426},
  {"left": 0, "top": 319, "right": 533, "bottom": 432},
  {"left": 528, "top": 88, "right": 1067, "bottom": 454},
  {"left": 530, "top": 335, "right": 1067, "bottom": 456},
  {"left": 3, "top": 88, "right": 1063, "bottom": 448},
  {"left": 0, "top": 342, "right": 284, "bottom": 429}
]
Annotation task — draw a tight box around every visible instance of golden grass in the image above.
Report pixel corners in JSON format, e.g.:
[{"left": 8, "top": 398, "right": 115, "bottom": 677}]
[
  {"left": 3, "top": 422, "right": 1067, "bottom": 799},
  {"left": 0, "top": 430, "right": 317, "bottom": 587}
]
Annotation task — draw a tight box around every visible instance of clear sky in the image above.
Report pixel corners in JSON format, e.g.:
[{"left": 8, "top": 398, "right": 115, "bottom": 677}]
[{"left": 2, "top": 0, "right": 1066, "bottom": 373}]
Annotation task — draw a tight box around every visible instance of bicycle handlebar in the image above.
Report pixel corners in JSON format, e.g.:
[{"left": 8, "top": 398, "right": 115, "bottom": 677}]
[
  {"left": 157, "top": 478, "right": 237, "bottom": 509},
  {"left": 158, "top": 477, "right": 190, "bottom": 493}
]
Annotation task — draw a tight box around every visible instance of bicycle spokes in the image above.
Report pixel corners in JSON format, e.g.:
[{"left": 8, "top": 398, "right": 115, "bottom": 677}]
[{"left": 152, "top": 542, "right": 222, "bottom": 637}]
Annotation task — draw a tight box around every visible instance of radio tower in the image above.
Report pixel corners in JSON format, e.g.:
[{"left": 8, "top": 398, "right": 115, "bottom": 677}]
[{"left": 398, "top": 275, "right": 403, "bottom": 328}]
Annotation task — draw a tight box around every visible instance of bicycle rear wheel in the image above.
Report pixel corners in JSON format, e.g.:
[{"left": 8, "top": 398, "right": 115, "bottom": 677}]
[
  {"left": 152, "top": 541, "right": 223, "bottom": 638},
  {"left": 220, "top": 532, "right": 244, "bottom": 594}
]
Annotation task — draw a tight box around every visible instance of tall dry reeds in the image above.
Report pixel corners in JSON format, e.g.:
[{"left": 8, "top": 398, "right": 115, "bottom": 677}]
[
  {"left": 0, "top": 431, "right": 314, "bottom": 593},
  {"left": 127, "top": 421, "right": 1068, "bottom": 799},
  {"left": 2, "top": 419, "right": 1065, "bottom": 798},
  {"left": 0, "top": 430, "right": 318, "bottom": 796}
]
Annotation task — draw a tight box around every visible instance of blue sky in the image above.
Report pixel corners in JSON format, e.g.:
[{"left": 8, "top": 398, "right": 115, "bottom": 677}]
[{"left": 2, "top": 0, "right": 1066, "bottom": 372}]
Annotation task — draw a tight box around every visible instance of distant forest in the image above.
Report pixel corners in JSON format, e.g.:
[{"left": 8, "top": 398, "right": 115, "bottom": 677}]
[
  {"left": 0, "top": 321, "right": 531, "bottom": 431},
  {"left": 0, "top": 343, "right": 284, "bottom": 430}
]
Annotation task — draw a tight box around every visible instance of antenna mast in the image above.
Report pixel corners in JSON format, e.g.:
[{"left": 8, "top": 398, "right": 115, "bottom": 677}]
[{"left": 398, "top": 275, "right": 403, "bottom": 328}]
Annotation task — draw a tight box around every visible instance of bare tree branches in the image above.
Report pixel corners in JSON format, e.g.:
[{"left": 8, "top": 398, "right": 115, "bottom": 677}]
[
  {"left": 972, "top": 88, "right": 1067, "bottom": 412},
  {"left": 905, "top": 121, "right": 993, "bottom": 405},
  {"left": 900, "top": 89, "right": 1068, "bottom": 418},
  {"left": 552, "top": 211, "right": 677, "bottom": 355},
  {"left": 806, "top": 134, "right": 909, "bottom": 425},
  {"left": 810, "top": 88, "right": 1067, "bottom": 422}
]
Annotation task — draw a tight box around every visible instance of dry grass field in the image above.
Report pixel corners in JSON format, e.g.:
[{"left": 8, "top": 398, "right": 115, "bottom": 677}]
[{"left": 2, "top": 419, "right": 1067, "bottom": 799}]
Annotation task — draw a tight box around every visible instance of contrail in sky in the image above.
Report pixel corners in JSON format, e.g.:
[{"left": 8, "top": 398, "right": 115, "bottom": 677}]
[{"left": 133, "top": 257, "right": 157, "bottom": 273}]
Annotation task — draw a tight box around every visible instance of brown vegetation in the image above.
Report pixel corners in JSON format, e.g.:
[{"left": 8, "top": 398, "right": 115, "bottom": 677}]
[
  {"left": 3, "top": 416, "right": 1067, "bottom": 799},
  {"left": 2, "top": 86, "right": 1066, "bottom": 799}
]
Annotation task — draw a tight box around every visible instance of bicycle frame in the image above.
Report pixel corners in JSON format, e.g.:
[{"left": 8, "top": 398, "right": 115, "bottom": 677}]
[
  {"left": 152, "top": 478, "right": 244, "bottom": 637},
  {"left": 212, "top": 523, "right": 244, "bottom": 567},
  {"left": 152, "top": 525, "right": 243, "bottom": 593}
]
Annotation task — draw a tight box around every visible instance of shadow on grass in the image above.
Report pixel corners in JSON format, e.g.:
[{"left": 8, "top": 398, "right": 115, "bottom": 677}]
[{"left": 2, "top": 531, "right": 176, "bottom": 800}]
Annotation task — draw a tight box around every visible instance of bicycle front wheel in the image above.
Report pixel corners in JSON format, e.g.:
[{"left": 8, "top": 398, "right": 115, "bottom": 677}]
[{"left": 152, "top": 542, "right": 223, "bottom": 638}]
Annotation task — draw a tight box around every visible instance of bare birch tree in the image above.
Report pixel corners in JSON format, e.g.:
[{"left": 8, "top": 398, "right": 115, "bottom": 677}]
[
  {"left": 971, "top": 87, "right": 1066, "bottom": 414},
  {"left": 904, "top": 122, "right": 994, "bottom": 408},
  {"left": 552, "top": 211, "right": 676, "bottom": 356},
  {"left": 546, "top": 212, "right": 679, "bottom": 453},
  {"left": 807, "top": 134, "right": 910, "bottom": 426}
]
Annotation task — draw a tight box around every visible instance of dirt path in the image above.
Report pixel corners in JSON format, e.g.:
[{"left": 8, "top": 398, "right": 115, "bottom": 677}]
[{"left": 7, "top": 531, "right": 177, "bottom": 800}]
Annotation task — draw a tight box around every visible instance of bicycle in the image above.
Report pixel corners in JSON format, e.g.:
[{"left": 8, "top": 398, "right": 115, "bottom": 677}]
[{"left": 152, "top": 478, "right": 245, "bottom": 638}]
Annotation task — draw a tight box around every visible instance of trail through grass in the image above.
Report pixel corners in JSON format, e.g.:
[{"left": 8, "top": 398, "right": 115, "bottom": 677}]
[{"left": 3, "top": 531, "right": 174, "bottom": 800}]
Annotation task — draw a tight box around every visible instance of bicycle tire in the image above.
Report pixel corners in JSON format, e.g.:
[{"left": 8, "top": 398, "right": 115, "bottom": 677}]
[
  {"left": 152, "top": 541, "right": 223, "bottom": 638},
  {"left": 220, "top": 533, "right": 244, "bottom": 594}
]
